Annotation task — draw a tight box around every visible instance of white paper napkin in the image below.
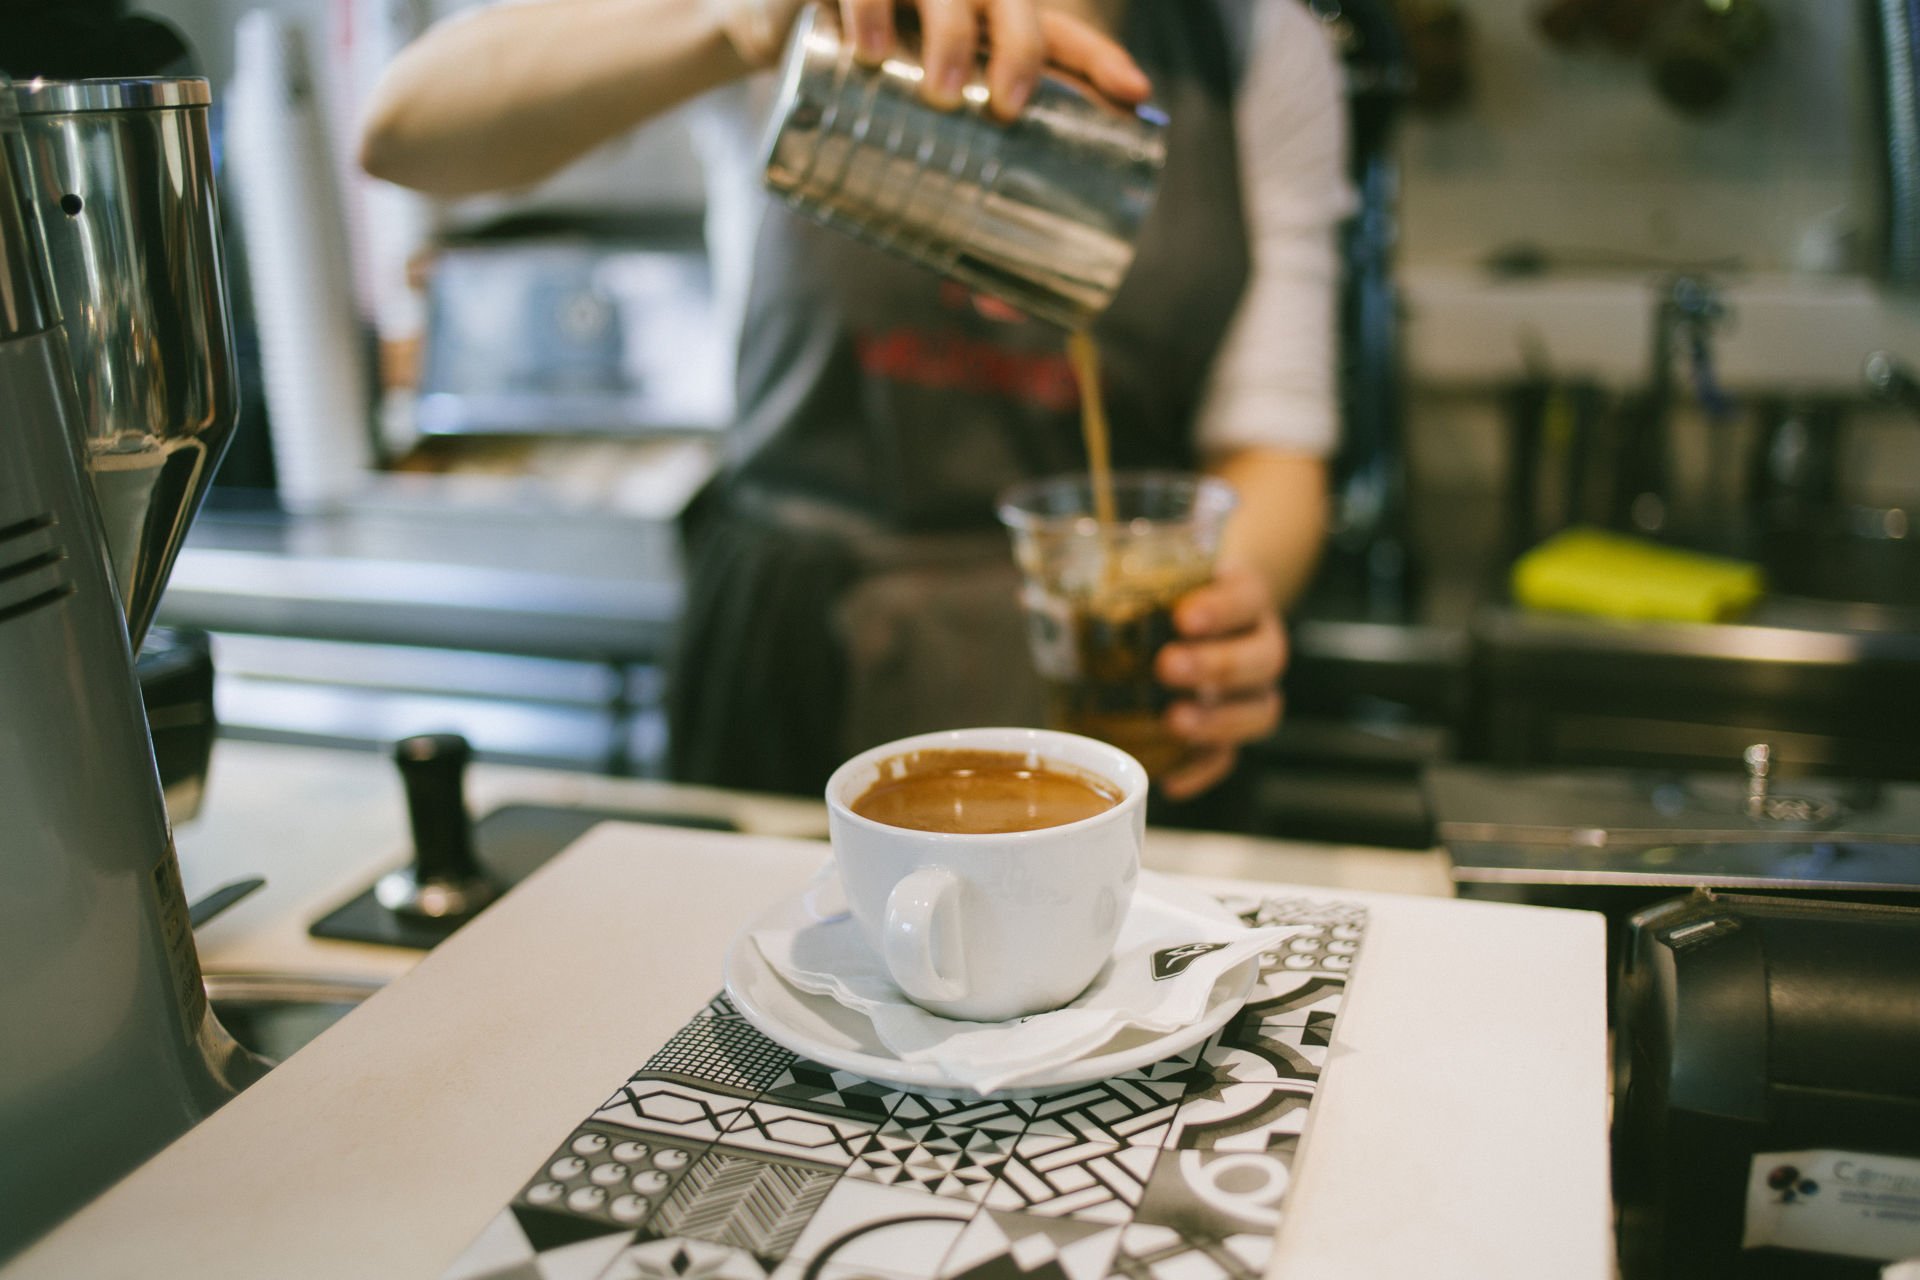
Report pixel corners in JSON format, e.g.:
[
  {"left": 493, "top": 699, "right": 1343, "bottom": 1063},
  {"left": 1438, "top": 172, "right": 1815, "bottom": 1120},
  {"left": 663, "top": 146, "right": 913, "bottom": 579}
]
[{"left": 752, "top": 867, "right": 1289, "bottom": 1093}]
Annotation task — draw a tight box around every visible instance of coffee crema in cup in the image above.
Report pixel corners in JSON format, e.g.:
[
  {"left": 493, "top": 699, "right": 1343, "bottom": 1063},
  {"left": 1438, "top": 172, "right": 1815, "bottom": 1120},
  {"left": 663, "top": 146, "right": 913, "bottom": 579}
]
[{"left": 849, "top": 748, "right": 1121, "bottom": 835}]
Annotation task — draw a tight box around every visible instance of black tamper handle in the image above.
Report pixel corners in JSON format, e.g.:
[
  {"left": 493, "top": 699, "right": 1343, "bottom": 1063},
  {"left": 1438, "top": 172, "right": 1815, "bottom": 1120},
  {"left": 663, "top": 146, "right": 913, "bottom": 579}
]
[{"left": 396, "top": 733, "right": 481, "bottom": 883}]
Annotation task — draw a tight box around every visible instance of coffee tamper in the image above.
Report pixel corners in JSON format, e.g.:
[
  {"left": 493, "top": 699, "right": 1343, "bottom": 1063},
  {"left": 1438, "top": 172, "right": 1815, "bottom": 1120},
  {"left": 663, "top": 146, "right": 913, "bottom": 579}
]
[{"left": 376, "top": 733, "right": 501, "bottom": 921}]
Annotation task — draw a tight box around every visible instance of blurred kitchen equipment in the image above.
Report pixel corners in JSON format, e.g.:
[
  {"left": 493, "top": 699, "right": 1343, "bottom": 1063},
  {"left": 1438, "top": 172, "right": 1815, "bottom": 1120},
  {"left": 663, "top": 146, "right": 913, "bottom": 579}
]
[
  {"left": 1865, "top": 348, "right": 1920, "bottom": 411},
  {"left": 1308, "top": 0, "right": 1420, "bottom": 620},
  {"left": 310, "top": 732, "right": 738, "bottom": 950},
  {"left": 227, "top": 11, "right": 374, "bottom": 510},
  {"left": 137, "top": 625, "right": 219, "bottom": 822},
  {"left": 1612, "top": 275, "right": 1730, "bottom": 539},
  {"left": 1748, "top": 358, "right": 1918, "bottom": 609},
  {"left": 1463, "top": 607, "right": 1920, "bottom": 779},
  {"left": 1434, "top": 754, "right": 1920, "bottom": 896},
  {"left": 186, "top": 877, "right": 268, "bottom": 930},
  {"left": 1392, "top": 0, "right": 1473, "bottom": 115},
  {"left": 374, "top": 734, "right": 501, "bottom": 923},
  {"left": 1867, "top": 0, "right": 1920, "bottom": 286},
  {"left": 761, "top": 3, "right": 1167, "bottom": 330},
  {"left": 1505, "top": 365, "right": 1613, "bottom": 556},
  {"left": 1432, "top": 746, "right": 1920, "bottom": 985},
  {"left": 0, "top": 3, "right": 194, "bottom": 80},
  {"left": 1613, "top": 891, "right": 1920, "bottom": 1277},
  {"left": 1535, "top": 0, "right": 1667, "bottom": 52},
  {"left": 1646, "top": 0, "right": 1772, "bottom": 118},
  {"left": 203, "top": 972, "right": 381, "bottom": 1065},
  {"left": 416, "top": 220, "right": 730, "bottom": 436},
  {"left": 0, "top": 77, "right": 262, "bottom": 1262},
  {"left": 12, "top": 75, "right": 238, "bottom": 646},
  {"left": 1747, "top": 395, "right": 1844, "bottom": 537}
]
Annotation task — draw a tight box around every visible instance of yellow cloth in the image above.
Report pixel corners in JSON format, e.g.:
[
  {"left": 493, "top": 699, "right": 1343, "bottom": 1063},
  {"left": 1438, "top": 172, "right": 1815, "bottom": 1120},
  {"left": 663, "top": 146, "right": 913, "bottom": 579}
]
[{"left": 1512, "top": 528, "right": 1765, "bottom": 623}]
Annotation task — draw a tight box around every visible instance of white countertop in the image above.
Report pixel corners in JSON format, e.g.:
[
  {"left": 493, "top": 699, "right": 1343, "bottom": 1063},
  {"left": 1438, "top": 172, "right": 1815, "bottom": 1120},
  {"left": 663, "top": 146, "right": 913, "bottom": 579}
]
[{"left": 11, "top": 813, "right": 1612, "bottom": 1280}]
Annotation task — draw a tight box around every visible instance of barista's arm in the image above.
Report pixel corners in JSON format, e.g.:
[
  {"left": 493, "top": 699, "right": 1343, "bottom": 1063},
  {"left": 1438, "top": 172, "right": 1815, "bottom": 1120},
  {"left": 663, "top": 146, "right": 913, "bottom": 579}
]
[
  {"left": 1153, "top": 447, "right": 1325, "bottom": 800},
  {"left": 1211, "top": 445, "right": 1329, "bottom": 611},
  {"left": 359, "top": 0, "right": 747, "bottom": 195},
  {"left": 359, "top": 0, "right": 1148, "bottom": 197},
  {"left": 1146, "top": 0, "right": 1349, "bottom": 800}
]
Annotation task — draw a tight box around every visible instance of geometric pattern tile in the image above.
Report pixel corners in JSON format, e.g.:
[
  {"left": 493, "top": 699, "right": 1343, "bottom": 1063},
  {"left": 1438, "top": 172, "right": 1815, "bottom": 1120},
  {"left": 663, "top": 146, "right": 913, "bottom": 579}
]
[
  {"left": 1021, "top": 1077, "right": 1189, "bottom": 1147},
  {"left": 596, "top": 1077, "right": 755, "bottom": 1145},
  {"left": 439, "top": 894, "right": 1367, "bottom": 1280},
  {"left": 888, "top": 1093, "right": 1037, "bottom": 1134},
  {"left": 845, "top": 1121, "right": 1018, "bottom": 1201},
  {"left": 599, "top": 1237, "right": 774, "bottom": 1280},
  {"left": 1111, "top": 1219, "right": 1267, "bottom": 1280},
  {"left": 1238, "top": 970, "right": 1347, "bottom": 1027},
  {"left": 1195, "top": 1021, "right": 1321, "bottom": 1088},
  {"left": 443, "top": 1207, "right": 545, "bottom": 1280},
  {"left": 647, "top": 1148, "right": 839, "bottom": 1264},
  {"left": 983, "top": 1136, "right": 1162, "bottom": 1224},
  {"left": 717, "top": 1099, "right": 877, "bottom": 1167},
  {"left": 936, "top": 1208, "right": 1123, "bottom": 1280},
  {"left": 761, "top": 1060, "right": 902, "bottom": 1124},
  {"left": 784, "top": 1178, "right": 974, "bottom": 1272},
  {"left": 514, "top": 1122, "right": 709, "bottom": 1235},
  {"left": 1157, "top": 1082, "right": 1315, "bottom": 1154},
  {"left": 645, "top": 1015, "right": 799, "bottom": 1094}
]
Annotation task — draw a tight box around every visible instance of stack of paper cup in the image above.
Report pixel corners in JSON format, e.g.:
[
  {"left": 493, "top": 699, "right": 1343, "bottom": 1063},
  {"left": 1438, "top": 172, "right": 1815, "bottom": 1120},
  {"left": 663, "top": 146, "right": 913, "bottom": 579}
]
[
  {"left": 228, "top": 10, "right": 374, "bottom": 512},
  {"left": 329, "top": 0, "right": 434, "bottom": 454}
]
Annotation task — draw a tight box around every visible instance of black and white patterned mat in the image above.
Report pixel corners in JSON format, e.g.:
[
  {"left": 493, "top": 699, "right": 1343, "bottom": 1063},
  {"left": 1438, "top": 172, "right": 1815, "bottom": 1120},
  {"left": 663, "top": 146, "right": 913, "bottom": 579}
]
[{"left": 444, "top": 893, "right": 1365, "bottom": 1280}]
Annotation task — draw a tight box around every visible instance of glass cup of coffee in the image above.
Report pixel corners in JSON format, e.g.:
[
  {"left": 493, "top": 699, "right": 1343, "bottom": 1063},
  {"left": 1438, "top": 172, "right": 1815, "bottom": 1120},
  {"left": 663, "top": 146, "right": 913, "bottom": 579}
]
[
  {"left": 826, "top": 727, "right": 1147, "bottom": 1023},
  {"left": 997, "top": 472, "right": 1237, "bottom": 779}
]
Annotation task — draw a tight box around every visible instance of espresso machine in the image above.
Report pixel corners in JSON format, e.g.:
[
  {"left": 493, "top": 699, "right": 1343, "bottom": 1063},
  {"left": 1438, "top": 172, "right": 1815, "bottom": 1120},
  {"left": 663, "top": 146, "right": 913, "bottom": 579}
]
[{"left": 0, "top": 76, "right": 258, "bottom": 1259}]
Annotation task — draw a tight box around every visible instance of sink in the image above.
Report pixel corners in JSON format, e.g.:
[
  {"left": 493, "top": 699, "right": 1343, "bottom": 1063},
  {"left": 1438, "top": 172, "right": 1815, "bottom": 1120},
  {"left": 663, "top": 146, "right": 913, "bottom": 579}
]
[{"left": 205, "top": 973, "right": 383, "bottom": 1065}]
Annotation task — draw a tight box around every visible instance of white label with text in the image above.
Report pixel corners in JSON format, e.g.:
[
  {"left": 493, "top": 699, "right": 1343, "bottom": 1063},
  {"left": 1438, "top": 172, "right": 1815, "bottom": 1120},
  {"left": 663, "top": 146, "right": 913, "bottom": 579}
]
[{"left": 1742, "top": 1149, "right": 1920, "bottom": 1261}]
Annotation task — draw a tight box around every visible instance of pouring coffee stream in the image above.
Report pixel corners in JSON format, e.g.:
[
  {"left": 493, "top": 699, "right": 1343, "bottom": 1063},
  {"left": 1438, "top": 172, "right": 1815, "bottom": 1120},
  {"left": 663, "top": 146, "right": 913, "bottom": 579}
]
[{"left": 1067, "top": 329, "right": 1123, "bottom": 590}]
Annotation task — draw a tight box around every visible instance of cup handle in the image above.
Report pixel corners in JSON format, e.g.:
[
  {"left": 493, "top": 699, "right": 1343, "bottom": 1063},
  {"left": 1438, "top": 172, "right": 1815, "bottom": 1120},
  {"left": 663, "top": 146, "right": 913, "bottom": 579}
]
[{"left": 883, "top": 867, "right": 967, "bottom": 1004}]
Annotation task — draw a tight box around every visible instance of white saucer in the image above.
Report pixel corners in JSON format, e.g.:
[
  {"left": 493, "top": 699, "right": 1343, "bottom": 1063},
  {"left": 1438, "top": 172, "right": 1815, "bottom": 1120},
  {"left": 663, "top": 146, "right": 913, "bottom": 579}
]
[{"left": 722, "top": 874, "right": 1259, "bottom": 1098}]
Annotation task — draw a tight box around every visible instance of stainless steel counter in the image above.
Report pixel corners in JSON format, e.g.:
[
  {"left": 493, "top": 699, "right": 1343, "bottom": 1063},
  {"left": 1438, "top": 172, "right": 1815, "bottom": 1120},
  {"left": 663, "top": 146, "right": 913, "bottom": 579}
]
[{"left": 160, "top": 504, "right": 684, "bottom": 662}]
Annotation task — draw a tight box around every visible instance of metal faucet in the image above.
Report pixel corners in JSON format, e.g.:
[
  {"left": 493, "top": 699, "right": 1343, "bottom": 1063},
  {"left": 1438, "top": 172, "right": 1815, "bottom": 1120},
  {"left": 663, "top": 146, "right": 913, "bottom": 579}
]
[
  {"left": 1616, "top": 275, "right": 1731, "bottom": 537},
  {"left": 1865, "top": 350, "right": 1920, "bottom": 419}
]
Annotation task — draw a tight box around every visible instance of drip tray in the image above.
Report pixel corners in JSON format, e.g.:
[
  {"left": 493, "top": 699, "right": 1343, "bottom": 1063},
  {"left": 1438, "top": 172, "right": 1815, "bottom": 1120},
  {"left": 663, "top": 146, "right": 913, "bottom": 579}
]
[{"left": 310, "top": 803, "right": 738, "bottom": 950}]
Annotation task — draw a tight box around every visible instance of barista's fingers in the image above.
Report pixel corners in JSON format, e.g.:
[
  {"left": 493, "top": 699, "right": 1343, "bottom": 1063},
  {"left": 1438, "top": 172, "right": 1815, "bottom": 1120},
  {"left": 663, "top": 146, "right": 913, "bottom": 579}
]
[
  {"left": 1173, "top": 564, "right": 1272, "bottom": 639},
  {"left": 840, "top": 0, "right": 896, "bottom": 63},
  {"left": 982, "top": 0, "right": 1045, "bottom": 119},
  {"left": 1168, "top": 687, "right": 1282, "bottom": 748},
  {"left": 1038, "top": 10, "right": 1151, "bottom": 103},
  {"left": 916, "top": 0, "right": 980, "bottom": 108},
  {"left": 1158, "top": 746, "right": 1237, "bottom": 801},
  {"left": 1156, "top": 614, "right": 1284, "bottom": 694}
]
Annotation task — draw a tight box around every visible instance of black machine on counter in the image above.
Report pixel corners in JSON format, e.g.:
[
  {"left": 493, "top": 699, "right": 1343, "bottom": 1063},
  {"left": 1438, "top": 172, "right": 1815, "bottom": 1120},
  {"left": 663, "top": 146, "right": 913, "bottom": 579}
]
[
  {"left": 1615, "top": 892, "right": 1920, "bottom": 1277},
  {"left": 1431, "top": 756, "right": 1920, "bottom": 1276}
]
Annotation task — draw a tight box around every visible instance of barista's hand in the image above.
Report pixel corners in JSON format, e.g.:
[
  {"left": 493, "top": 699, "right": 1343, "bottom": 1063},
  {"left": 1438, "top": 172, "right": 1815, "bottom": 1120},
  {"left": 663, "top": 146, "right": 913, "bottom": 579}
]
[
  {"left": 840, "top": 0, "right": 1150, "bottom": 119},
  {"left": 1154, "top": 564, "right": 1286, "bottom": 799}
]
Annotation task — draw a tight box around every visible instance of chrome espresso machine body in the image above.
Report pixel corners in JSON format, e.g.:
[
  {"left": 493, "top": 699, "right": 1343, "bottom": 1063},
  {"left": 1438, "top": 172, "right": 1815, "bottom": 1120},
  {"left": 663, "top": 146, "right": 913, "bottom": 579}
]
[{"left": 0, "top": 77, "right": 257, "bottom": 1261}]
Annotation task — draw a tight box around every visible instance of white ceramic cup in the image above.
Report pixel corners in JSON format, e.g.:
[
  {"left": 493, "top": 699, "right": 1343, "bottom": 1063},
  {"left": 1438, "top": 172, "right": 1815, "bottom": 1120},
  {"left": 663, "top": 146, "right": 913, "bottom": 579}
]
[{"left": 825, "top": 726, "right": 1147, "bottom": 1023}]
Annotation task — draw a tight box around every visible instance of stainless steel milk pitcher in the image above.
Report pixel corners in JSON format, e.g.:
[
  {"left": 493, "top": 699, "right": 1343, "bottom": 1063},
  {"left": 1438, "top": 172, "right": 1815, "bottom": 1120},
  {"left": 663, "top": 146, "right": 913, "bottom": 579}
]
[{"left": 761, "top": 3, "right": 1167, "bottom": 329}]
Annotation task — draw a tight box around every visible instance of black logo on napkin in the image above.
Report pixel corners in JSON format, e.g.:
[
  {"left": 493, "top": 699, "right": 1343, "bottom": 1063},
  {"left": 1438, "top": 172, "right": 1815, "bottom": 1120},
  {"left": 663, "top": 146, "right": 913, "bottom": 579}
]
[{"left": 1152, "top": 942, "right": 1228, "bottom": 981}]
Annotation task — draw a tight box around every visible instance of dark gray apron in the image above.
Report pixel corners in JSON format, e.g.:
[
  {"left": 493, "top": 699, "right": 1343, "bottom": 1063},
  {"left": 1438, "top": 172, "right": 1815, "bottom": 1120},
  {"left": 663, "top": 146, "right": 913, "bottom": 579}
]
[{"left": 669, "top": 0, "right": 1252, "bottom": 794}]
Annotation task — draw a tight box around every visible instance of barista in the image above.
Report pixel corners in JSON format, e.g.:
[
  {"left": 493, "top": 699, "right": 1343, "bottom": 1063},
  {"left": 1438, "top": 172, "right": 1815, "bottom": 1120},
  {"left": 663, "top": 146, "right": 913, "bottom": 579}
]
[{"left": 362, "top": 0, "right": 1351, "bottom": 801}]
